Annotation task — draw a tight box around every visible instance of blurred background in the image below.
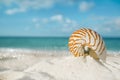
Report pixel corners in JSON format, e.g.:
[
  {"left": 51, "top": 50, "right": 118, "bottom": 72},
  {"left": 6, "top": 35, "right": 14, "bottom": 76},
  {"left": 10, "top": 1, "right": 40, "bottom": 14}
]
[
  {"left": 0, "top": 0, "right": 120, "bottom": 37},
  {"left": 0, "top": 0, "right": 120, "bottom": 51}
]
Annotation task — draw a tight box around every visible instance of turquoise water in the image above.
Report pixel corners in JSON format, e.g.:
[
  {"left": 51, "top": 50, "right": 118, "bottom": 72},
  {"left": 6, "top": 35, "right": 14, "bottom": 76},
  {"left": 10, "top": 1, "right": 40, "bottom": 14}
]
[
  {"left": 0, "top": 37, "right": 68, "bottom": 50},
  {"left": 0, "top": 37, "right": 120, "bottom": 51}
]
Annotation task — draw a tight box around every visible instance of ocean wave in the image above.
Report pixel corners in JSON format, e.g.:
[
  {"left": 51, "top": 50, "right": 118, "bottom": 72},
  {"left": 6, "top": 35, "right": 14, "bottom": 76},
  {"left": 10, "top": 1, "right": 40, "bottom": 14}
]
[
  {"left": 0, "top": 48, "right": 69, "bottom": 60},
  {"left": 0, "top": 48, "right": 120, "bottom": 54},
  {"left": 0, "top": 48, "right": 68, "bottom": 54},
  {"left": 0, "top": 48, "right": 120, "bottom": 60}
]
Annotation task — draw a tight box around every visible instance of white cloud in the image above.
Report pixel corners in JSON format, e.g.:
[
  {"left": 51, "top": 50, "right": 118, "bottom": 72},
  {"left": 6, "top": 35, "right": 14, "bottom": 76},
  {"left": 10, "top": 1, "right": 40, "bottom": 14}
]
[
  {"left": 79, "top": 1, "right": 94, "bottom": 12},
  {"left": 32, "top": 18, "right": 39, "bottom": 23},
  {"left": 5, "top": 8, "right": 25, "bottom": 15},
  {"left": 66, "top": 18, "right": 72, "bottom": 23},
  {"left": 49, "top": 14, "right": 78, "bottom": 28},
  {"left": 3, "top": 0, "right": 56, "bottom": 15},
  {"left": 2, "top": 0, "right": 56, "bottom": 8},
  {"left": 104, "top": 17, "right": 120, "bottom": 29},
  {"left": 32, "top": 14, "right": 79, "bottom": 32},
  {"left": 18, "top": 0, "right": 55, "bottom": 9},
  {"left": 50, "top": 14, "right": 63, "bottom": 22},
  {"left": 114, "top": 18, "right": 120, "bottom": 26},
  {"left": 94, "top": 17, "right": 120, "bottom": 34},
  {"left": 0, "top": 0, "right": 14, "bottom": 6},
  {"left": 2, "top": 0, "right": 82, "bottom": 15}
]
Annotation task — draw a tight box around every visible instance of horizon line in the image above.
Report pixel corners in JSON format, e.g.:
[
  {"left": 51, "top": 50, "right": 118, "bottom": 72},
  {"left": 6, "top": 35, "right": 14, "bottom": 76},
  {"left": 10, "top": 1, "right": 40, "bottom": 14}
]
[{"left": 0, "top": 36, "right": 120, "bottom": 38}]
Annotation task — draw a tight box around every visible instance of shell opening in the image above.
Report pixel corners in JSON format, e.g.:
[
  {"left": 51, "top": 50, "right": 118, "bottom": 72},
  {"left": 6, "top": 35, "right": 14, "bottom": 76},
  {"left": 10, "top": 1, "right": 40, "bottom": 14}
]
[
  {"left": 84, "top": 46, "right": 89, "bottom": 54},
  {"left": 83, "top": 46, "right": 99, "bottom": 60}
]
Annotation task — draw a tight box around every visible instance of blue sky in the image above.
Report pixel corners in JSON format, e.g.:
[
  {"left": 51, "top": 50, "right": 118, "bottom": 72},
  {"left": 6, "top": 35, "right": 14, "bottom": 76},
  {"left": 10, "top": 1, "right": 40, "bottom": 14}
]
[{"left": 0, "top": 0, "right": 120, "bottom": 37}]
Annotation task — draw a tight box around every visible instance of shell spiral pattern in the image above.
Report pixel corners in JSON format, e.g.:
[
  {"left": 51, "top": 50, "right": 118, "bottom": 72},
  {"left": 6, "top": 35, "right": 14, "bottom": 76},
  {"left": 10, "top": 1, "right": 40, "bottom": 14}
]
[{"left": 68, "top": 28, "right": 106, "bottom": 61}]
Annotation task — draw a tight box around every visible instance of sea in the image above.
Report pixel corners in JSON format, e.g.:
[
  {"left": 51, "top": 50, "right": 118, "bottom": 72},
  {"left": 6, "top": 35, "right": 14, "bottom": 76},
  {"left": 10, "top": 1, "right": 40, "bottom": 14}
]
[
  {"left": 0, "top": 37, "right": 120, "bottom": 55},
  {"left": 0, "top": 37, "right": 120, "bottom": 80}
]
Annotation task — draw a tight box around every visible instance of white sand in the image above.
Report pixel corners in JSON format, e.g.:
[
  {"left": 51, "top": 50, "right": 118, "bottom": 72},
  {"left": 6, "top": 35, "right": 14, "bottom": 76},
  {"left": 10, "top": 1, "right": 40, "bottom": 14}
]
[{"left": 0, "top": 51, "right": 120, "bottom": 80}]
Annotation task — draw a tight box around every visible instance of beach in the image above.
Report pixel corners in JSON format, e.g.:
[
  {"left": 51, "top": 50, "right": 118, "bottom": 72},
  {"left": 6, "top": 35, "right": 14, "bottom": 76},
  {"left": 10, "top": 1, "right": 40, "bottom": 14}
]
[
  {"left": 1, "top": 0, "right": 120, "bottom": 79},
  {"left": 0, "top": 50, "right": 120, "bottom": 80},
  {"left": 0, "top": 37, "right": 120, "bottom": 80}
]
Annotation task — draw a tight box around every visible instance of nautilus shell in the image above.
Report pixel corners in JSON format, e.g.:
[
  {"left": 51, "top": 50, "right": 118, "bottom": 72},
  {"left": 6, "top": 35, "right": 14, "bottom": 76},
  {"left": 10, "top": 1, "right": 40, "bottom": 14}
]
[{"left": 68, "top": 28, "right": 106, "bottom": 61}]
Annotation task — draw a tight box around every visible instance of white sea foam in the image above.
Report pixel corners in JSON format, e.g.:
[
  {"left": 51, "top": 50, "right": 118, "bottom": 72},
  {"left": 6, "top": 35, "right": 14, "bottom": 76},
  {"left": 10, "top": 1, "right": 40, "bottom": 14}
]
[{"left": 0, "top": 48, "right": 120, "bottom": 80}]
